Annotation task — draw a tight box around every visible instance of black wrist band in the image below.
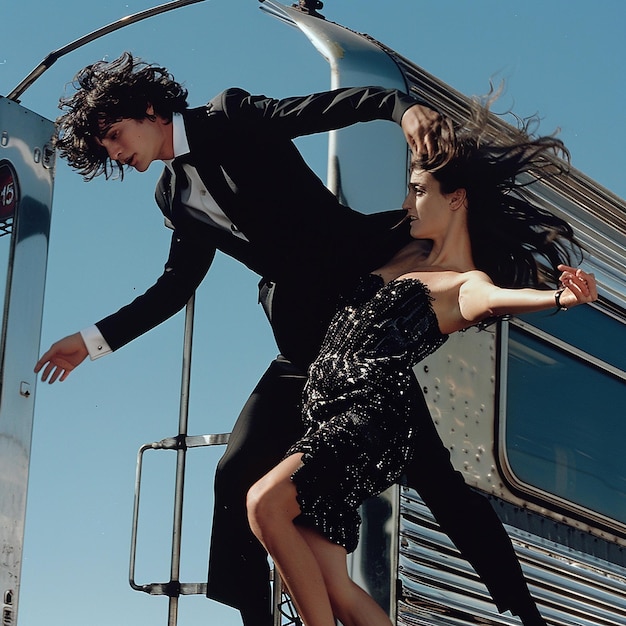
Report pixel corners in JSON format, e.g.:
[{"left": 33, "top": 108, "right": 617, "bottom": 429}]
[{"left": 554, "top": 288, "right": 567, "bottom": 311}]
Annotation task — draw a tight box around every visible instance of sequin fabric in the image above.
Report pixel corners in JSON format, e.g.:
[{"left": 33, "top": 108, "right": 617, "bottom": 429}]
[{"left": 287, "top": 274, "right": 449, "bottom": 553}]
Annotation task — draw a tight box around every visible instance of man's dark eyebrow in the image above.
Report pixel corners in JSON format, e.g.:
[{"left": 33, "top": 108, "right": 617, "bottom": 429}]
[
  {"left": 95, "top": 116, "right": 119, "bottom": 139},
  {"left": 91, "top": 123, "right": 113, "bottom": 146}
]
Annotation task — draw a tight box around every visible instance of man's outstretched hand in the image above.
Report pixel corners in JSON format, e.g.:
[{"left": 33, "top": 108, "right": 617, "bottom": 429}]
[{"left": 35, "top": 332, "right": 89, "bottom": 383}]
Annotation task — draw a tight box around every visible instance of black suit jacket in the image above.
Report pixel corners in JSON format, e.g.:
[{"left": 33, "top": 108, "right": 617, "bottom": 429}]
[{"left": 96, "top": 86, "right": 419, "bottom": 369}]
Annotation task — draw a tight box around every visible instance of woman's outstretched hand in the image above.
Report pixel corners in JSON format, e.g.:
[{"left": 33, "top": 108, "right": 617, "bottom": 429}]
[{"left": 556, "top": 264, "right": 598, "bottom": 308}]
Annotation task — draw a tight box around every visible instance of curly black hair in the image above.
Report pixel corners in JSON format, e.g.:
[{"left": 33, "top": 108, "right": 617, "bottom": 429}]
[
  {"left": 422, "top": 93, "right": 583, "bottom": 289},
  {"left": 55, "top": 52, "right": 189, "bottom": 180}
]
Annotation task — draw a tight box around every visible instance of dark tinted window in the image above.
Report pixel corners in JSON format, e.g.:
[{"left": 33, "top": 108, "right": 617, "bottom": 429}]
[{"left": 503, "top": 306, "right": 626, "bottom": 524}]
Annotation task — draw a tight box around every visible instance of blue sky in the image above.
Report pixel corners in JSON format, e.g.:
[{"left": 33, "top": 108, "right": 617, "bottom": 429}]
[{"left": 2, "top": 1, "right": 624, "bottom": 625}]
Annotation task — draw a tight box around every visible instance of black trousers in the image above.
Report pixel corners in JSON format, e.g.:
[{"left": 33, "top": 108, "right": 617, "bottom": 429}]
[
  {"left": 206, "top": 357, "right": 537, "bottom": 623},
  {"left": 207, "top": 357, "right": 306, "bottom": 623}
]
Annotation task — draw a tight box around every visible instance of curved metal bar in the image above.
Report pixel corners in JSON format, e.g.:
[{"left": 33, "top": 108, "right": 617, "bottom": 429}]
[{"left": 6, "top": 0, "right": 206, "bottom": 102}]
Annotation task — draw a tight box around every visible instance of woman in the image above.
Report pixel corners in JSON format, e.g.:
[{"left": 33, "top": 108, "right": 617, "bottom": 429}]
[{"left": 246, "top": 98, "right": 598, "bottom": 626}]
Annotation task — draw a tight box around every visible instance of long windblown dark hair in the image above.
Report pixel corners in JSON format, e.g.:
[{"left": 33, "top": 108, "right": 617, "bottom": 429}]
[
  {"left": 55, "top": 52, "right": 189, "bottom": 181},
  {"left": 427, "top": 93, "right": 584, "bottom": 289}
]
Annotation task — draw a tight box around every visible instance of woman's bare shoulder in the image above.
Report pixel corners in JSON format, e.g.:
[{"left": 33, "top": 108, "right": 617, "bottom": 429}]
[{"left": 462, "top": 269, "right": 494, "bottom": 286}]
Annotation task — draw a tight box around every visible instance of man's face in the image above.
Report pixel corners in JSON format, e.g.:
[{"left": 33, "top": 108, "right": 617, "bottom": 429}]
[{"left": 97, "top": 110, "right": 173, "bottom": 172}]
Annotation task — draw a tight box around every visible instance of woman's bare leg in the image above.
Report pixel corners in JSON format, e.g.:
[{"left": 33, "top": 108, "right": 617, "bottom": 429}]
[
  {"left": 247, "top": 454, "right": 392, "bottom": 626},
  {"left": 298, "top": 526, "right": 392, "bottom": 626},
  {"left": 247, "top": 454, "right": 335, "bottom": 626}
]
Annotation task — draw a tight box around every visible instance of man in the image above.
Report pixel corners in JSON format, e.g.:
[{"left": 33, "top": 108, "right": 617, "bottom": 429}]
[{"left": 36, "top": 53, "right": 546, "bottom": 626}]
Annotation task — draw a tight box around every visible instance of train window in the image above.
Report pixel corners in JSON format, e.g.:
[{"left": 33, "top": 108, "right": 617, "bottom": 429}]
[{"left": 501, "top": 305, "right": 626, "bottom": 526}]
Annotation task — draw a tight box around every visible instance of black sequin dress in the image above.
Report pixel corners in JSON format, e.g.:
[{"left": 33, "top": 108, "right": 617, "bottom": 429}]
[{"left": 287, "top": 274, "right": 448, "bottom": 553}]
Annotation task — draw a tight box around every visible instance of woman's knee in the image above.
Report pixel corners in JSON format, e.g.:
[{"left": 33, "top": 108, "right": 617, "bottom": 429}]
[
  {"left": 246, "top": 478, "right": 283, "bottom": 542},
  {"left": 247, "top": 472, "right": 300, "bottom": 543},
  {"left": 245, "top": 479, "right": 267, "bottom": 529}
]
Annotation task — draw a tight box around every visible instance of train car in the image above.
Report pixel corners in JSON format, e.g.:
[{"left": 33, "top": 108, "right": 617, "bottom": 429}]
[{"left": 256, "top": 2, "right": 626, "bottom": 625}]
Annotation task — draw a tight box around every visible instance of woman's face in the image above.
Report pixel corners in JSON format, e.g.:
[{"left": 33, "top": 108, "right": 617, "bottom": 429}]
[{"left": 402, "top": 169, "right": 455, "bottom": 239}]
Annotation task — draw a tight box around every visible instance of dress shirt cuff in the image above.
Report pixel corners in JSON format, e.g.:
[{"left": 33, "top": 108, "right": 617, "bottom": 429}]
[{"left": 80, "top": 325, "right": 113, "bottom": 360}]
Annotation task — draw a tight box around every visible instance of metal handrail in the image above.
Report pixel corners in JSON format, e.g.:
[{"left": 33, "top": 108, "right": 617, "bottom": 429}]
[
  {"left": 128, "top": 294, "right": 229, "bottom": 625},
  {"left": 128, "top": 433, "right": 230, "bottom": 597}
]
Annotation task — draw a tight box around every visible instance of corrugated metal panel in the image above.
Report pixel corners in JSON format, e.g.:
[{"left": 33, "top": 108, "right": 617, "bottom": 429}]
[{"left": 399, "top": 488, "right": 626, "bottom": 626}]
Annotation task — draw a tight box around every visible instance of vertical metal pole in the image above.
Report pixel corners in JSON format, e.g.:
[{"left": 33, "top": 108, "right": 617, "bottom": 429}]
[
  {"left": 167, "top": 294, "right": 195, "bottom": 625},
  {"left": 272, "top": 571, "right": 281, "bottom": 626}
]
